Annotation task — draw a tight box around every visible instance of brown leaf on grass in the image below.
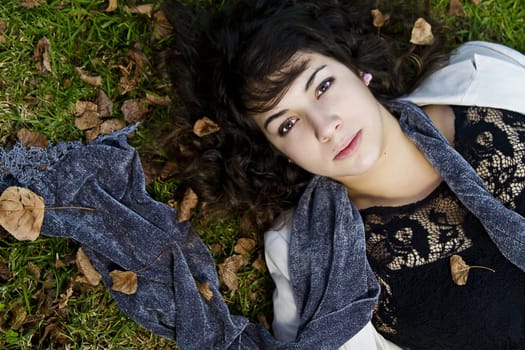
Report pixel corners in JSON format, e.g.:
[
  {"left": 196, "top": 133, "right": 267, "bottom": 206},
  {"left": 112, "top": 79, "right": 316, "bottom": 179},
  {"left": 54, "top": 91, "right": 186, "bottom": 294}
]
[
  {"left": 0, "top": 261, "right": 12, "bottom": 281},
  {"left": 105, "top": 0, "right": 118, "bottom": 12},
  {"left": 75, "top": 111, "right": 101, "bottom": 131},
  {"left": 152, "top": 10, "right": 173, "bottom": 40},
  {"left": 20, "top": 0, "right": 46, "bottom": 8},
  {"left": 0, "top": 186, "right": 44, "bottom": 241},
  {"left": 449, "top": 0, "right": 465, "bottom": 16},
  {"left": 234, "top": 238, "right": 256, "bottom": 257},
  {"left": 410, "top": 18, "right": 435, "bottom": 46},
  {"left": 196, "top": 280, "right": 214, "bottom": 301},
  {"left": 33, "top": 37, "right": 52, "bottom": 75},
  {"left": 109, "top": 270, "right": 138, "bottom": 294},
  {"left": 471, "top": 0, "right": 481, "bottom": 4},
  {"left": 27, "top": 262, "right": 41, "bottom": 279},
  {"left": 450, "top": 254, "right": 495, "bottom": 286},
  {"left": 74, "top": 100, "right": 98, "bottom": 116},
  {"left": 371, "top": 9, "right": 390, "bottom": 28},
  {"left": 177, "top": 187, "right": 198, "bottom": 222},
  {"left": 57, "top": 285, "right": 73, "bottom": 309},
  {"left": 145, "top": 92, "right": 171, "bottom": 106},
  {"left": 17, "top": 128, "right": 49, "bottom": 148},
  {"left": 193, "top": 117, "right": 220, "bottom": 137},
  {"left": 75, "top": 67, "right": 103, "bottom": 87},
  {"left": 0, "top": 19, "right": 8, "bottom": 33},
  {"left": 96, "top": 90, "right": 113, "bottom": 117},
  {"left": 218, "top": 255, "right": 249, "bottom": 291},
  {"left": 124, "top": 4, "right": 154, "bottom": 17},
  {"left": 99, "top": 118, "right": 126, "bottom": 134},
  {"left": 252, "top": 254, "right": 267, "bottom": 273},
  {"left": 159, "top": 161, "right": 178, "bottom": 181},
  {"left": 121, "top": 99, "right": 150, "bottom": 123},
  {"left": 76, "top": 248, "right": 102, "bottom": 286}
]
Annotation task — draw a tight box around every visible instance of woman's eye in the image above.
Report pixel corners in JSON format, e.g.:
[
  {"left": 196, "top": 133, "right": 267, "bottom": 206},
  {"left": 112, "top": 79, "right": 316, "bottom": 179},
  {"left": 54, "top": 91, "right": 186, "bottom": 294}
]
[
  {"left": 278, "top": 117, "right": 298, "bottom": 136},
  {"left": 315, "top": 78, "right": 334, "bottom": 99}
]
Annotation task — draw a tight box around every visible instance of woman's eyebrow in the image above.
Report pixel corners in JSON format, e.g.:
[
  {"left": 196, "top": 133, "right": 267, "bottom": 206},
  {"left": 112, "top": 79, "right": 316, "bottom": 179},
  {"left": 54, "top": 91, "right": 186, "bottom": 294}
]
[
  {"left": 264, "top": 109, "right": 288, "bottom": 130},
  {"left": 304, "top": 65, "right": 327, "bottom": 91}
]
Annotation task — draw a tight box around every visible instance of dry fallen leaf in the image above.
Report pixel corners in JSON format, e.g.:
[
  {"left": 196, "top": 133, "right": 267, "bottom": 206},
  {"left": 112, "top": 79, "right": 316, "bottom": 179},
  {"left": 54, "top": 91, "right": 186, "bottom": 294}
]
[
  {"left": 196, "top": 280, "right": 214, "bottom": 301},
  {"left": 371, "top": 9, "right": 390, "bottom": 28},
  {"left": 193, "top": 117, "right": 221, "bottom": 137},
  {"left": 0, "top": 261, "right": 12, "bottom": 281},
  {"left": 75, "top": 67, "right": 103, "bottom": 87},
  {"left": 75, "top": 111, "right": 101, "bottom": 131},
  {"left": 152, "top": 10, "right": 173, "bottom": 40},
  {"left": 177, "top": 187, "right": 198, "bottom": 222},
  {"left": 109, "top": 270, "right": 138, "bottom": 294},
  {"left": 471, "top": 0, "right": 481, "bottom": 4},
  {"left": 76, "top": 248, "right": 102, "bottom": 286},
  {"left": 252, "top": 254, "right": 267, "bottom": 273},
  {"left": 105, "top": 0, "right": 118, "bottom": 12},
  {"left": 218, "top": 255, "right": 249, "bottom": 291},
  {"left": 58, "top": 285, "right": 73, "bottom": 309},
  {"left": 17, "top": 128, "right": 49, "bottom": 148},
  {"left": 449, "top": 0, "right": 465, "bottom": 16},
  {"left": 0, "top": 186, "right": 44, "bottom": 241},
  {"left": 145, "top": 92, "right": 171, "bottom": 106},
  {"left": 410, "top": 18, "right": 435, "bottom": 46},
  {"left": 96, "top": 90, "right": 113, "bottom": 117},
  {"left": 450, "top": 254, "right": 495, "bottom": 286},
  {"left": 20, "top": 0, "right": 46, "bottom": 9},
  {"left": 33, "top": 37, "right": 52, "bottom": 75},
  {"left": 98, "top": 118, "right": 126, "bottom": 134},
  {"left": 234, "top": 238, "right": 256, "bottom": 257},
  {"left": 121, "top": 99, "right": 150, "bottom": 123},
  {"left": 124, "top": 4, "right": 154, "bottom": 17},
  {"left": 74, "top": 100, "right": 98, "bottom": 116}
]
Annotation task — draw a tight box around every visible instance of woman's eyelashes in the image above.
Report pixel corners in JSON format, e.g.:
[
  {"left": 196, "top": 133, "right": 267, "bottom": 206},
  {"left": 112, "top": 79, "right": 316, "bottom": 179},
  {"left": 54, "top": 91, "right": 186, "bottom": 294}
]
[
  {"left": 278, "top": 117, "right": 298, "bottom": 136},
  {"left": 315, "top": 77, "right": 334, "bottom": 99}
]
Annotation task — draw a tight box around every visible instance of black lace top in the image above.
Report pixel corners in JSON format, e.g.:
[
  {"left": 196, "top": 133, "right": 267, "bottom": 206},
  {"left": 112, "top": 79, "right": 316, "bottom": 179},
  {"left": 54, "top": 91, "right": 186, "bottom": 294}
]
[{"left": 362, "top": 106, "right": 525, "bottom": 350}]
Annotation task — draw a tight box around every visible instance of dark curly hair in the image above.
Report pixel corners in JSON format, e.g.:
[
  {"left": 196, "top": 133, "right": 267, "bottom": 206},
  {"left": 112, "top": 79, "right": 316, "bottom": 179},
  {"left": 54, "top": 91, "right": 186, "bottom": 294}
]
[{"left": 161, "top": 0, "right": 448, "bottom": 232}]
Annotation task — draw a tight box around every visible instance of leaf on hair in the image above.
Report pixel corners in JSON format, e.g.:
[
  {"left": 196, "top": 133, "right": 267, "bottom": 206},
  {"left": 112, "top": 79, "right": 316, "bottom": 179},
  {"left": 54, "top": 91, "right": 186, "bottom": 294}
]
[
  {"left": 177, "top": 187, "right": 199, "bottom": 222},
  {"left": 410, "top": 18, "right": 434, "bottom": 46},
  {"left": 371, "top": 9, "right": 390, "bottom": 28},
  {"left": 193, "top": 117, "right": 220, "bottom": 137}
]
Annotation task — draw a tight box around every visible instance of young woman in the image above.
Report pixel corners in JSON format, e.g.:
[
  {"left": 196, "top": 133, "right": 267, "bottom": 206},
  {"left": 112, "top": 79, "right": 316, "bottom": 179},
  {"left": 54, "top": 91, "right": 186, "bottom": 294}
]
[{"left": 165, "top": 0, "right": 525, "bottom": 348}]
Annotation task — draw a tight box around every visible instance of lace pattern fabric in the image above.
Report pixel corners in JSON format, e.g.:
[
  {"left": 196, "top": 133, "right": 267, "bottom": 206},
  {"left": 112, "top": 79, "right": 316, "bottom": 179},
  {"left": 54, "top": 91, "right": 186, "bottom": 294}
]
[{"left": 362, "top": 106, "right": 525, "bottom": 348}]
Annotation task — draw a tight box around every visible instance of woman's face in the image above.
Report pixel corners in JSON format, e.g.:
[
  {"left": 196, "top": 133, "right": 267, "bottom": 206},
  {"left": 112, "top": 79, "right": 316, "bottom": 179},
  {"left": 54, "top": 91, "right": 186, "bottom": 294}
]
[{"left": 253, "top": 51, "right": 390, "bottom": 183}]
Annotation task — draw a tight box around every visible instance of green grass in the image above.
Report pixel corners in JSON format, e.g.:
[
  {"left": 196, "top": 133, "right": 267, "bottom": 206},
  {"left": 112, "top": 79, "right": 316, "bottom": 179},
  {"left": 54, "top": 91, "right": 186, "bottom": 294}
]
[{"left": 0, "top": 0, "right": 523, "bottom": 348}]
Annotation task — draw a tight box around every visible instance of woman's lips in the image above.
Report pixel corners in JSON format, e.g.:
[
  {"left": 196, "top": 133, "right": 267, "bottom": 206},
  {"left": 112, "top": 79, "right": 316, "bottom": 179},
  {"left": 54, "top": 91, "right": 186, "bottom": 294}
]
[{"left": 334, "top": 130, "right": 362, "bottom": 160}]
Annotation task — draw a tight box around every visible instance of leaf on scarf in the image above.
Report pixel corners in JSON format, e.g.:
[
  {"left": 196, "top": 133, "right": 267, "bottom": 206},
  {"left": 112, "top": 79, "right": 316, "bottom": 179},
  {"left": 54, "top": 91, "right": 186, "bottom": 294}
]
[
  {"left": 177, "top": 187, "right": 198, "bottom": 222},
  {"left": 121, "top": 99, "right": 150, "bottom": 123},
  {"left": 109, "top": 270, "right": 138, "bottom": 295},
  {"left": 371, "top": 9, "right": 390, "bottom": 28},
  {"left": 450, "top": 254, "right": 495, "bottom": 286},
  {"left": 193, "top": 117, "right": 220, "bottom": 137},
  {"left": 76, "top": 248, "right": 102, "bottom": 286},
  {"left": 410, "top": 18, "right": 434, "bottom": 46},
  {"left": 218, "top": 255, "right": 249, "bottom": 291},
  {"left": 0, "top": 186, "right": 44, "bottom": 241},
  {"left": 33, "top": 37, "right": 52, "bottom": 75},
  {"left": 449, "top": 0, "right": 465, "bottom": 16},
  {"left": 17, "top": 128, "right": 49, "bottom": 148},
  {"left": 105, "top": 0, "right": 118, "bottom": 12},
  {"left": 234, "top": 238, "right": 256, "bottom": 257},
  {"left": 196, "top": 280, "right": 214, "bottom": 301},
  {"left": 124, "top": 4, "right": 154, "bottom": 17},
  {"left": 75, "top": 67, "right": 103, "bottom": 87}
]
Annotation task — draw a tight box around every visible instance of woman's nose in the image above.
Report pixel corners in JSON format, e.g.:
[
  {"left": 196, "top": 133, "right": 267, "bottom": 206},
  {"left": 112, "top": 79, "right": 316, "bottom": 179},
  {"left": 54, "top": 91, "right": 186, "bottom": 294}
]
[{"left": 311, "top": 113, "right": 342, "bottom": 143}]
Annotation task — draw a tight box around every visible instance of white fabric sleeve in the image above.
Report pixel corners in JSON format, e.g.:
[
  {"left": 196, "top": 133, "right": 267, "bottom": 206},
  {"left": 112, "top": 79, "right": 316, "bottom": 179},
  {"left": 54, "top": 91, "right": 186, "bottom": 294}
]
[{"left": 264, "top": 214, "right": 405, "bottom": 350}]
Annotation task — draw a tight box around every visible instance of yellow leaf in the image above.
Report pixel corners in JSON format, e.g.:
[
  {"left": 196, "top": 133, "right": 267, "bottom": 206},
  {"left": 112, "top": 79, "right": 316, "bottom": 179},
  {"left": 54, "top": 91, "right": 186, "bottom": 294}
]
[
  {"left": 196, "top": 280, "right": 213, "bottom": 301},
  {"left": 193, "top": 117, "right": 220, "bottom": 137},
  {"left": 370, "top": 9, "right": 390, "bottom": 28},
  {"left": 450, "top": 254, "right": 495, "bottom": 286},
  {"left": 105, "top": 0, "right": 118, "bottom": 12},
  {"left": 0, "top": 186, "right": 44, "bottom": 241},
  {"left": 76, "top": 248, "right": 102, "bottom": 286},
  {"left": 177, "top": 188, "right": 198, "bottom": 222},
  {"left": 410, "top": 18, "right": 435, "bottom": 46},
  {"left": 109, "top": 270, "right": 138, "bottom": 294}
]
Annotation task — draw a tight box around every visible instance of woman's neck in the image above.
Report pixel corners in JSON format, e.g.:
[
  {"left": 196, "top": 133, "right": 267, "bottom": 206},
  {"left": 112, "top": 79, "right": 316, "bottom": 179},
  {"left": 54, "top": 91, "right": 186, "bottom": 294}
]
[{"left": 341, "top": 106, "right": 442, "bottom": 210}]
